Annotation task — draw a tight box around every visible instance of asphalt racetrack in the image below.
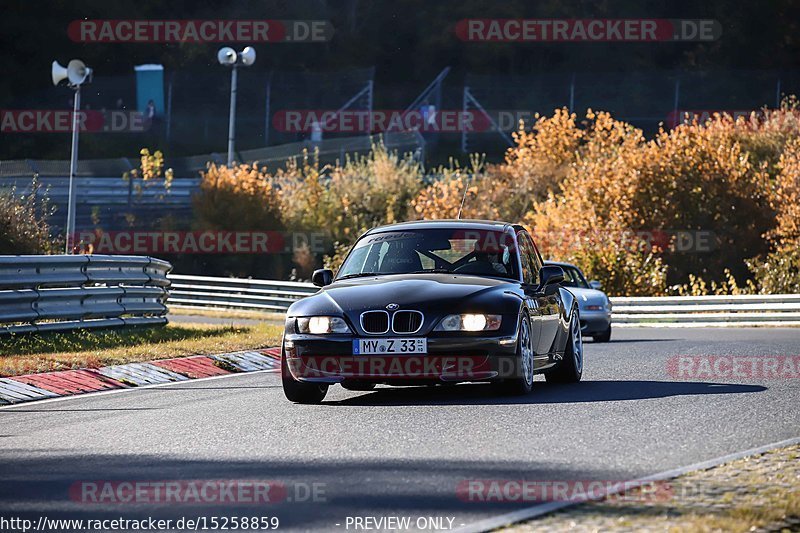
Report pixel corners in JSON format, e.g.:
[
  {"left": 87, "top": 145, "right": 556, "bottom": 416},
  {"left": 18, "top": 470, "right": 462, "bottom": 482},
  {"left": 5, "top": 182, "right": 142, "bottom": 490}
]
[{"left": 1, "top": 328, "right": 798, "bottom": 531}]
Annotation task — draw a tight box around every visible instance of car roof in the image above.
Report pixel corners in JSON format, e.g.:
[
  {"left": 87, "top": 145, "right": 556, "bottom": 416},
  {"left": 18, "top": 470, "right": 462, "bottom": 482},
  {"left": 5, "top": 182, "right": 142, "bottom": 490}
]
[{"left": 365, "top": 219, "right": 517, "bottom": 235}]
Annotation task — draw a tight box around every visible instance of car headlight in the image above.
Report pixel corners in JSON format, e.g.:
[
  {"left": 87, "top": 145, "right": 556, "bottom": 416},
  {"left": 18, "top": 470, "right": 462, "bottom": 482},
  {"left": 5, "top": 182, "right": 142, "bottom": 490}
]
[
  {"left": 296, "top": 316, "right": 351, "bottom": 334},
  {"left": 584, "top": 304, "right": 604, "bottom": 311},
  {"left": 434, "top": 314, "right": 502, "bottom": 332}
]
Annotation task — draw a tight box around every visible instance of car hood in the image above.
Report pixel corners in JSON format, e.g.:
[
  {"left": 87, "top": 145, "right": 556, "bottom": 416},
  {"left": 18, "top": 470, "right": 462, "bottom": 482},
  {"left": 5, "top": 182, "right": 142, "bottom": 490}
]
[
  {"left": 288, "top": 273, "right": 518, "bottom": 320},
  {"left": 567, "top": 287, "right": 609, "bottom": 307}
]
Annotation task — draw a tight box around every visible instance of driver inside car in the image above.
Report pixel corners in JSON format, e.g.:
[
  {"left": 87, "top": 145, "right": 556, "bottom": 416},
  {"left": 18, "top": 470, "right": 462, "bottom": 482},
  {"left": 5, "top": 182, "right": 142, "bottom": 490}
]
[{"left": 456, "top": 243, "right": 510, "bottom": 276}]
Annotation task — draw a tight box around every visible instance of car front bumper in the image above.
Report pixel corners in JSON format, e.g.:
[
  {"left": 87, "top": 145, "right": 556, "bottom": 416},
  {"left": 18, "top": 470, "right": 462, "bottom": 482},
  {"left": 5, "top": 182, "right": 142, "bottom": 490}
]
[
  {"left": 283, "top": 334, "right": 521, "bottom": 384},
  {"left": 578, "top": 309, "right": 612, "bottom": 335}
]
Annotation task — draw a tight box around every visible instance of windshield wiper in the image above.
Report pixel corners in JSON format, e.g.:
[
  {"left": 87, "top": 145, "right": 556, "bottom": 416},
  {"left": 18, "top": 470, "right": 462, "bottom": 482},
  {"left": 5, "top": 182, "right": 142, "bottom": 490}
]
[
  {"left": 336, "top": 272, "right": 382, "bottom": 280},
  {"left": 338, "top": 269, "right": 452, "bottom": 280}
]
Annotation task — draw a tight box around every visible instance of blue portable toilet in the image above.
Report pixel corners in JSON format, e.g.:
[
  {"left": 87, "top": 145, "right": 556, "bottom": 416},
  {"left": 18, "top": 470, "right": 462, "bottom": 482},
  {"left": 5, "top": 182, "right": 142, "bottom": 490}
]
[{"left": 134, "top": 64, "right": 165, "bottom": 117}]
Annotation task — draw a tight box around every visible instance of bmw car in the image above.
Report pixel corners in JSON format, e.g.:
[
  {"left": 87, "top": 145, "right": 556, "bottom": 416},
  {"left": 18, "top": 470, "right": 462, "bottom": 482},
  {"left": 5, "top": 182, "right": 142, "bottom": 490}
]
[
  {"left": 544, "top": 261, "right": 613, "bottom": 342},
  {"left": 281, "top": 220, "right": 584, "bottom": 403}
]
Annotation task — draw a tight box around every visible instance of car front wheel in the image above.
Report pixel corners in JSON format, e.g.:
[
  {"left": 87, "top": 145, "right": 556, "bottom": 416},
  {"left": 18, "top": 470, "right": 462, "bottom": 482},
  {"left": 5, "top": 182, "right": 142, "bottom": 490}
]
[
  {"left": 545, "top": 307, "right": 583, "bottom": 383},
  {"left": 594, "top": 325, "right": 611, "bottom": 343},
  {"left": 281, "top": 347, "right": 328, "bottom": 404},
  {"left": 493, "top": 312, "right": 535, "bottom": 395}
]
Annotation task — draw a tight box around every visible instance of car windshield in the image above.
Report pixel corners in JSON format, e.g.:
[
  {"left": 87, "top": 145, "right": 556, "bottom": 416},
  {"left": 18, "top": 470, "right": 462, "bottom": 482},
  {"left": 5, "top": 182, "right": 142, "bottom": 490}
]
[
  {"left": 337, "top": 228, "right": 519, "bottom": 281},
  {"left": 560, "top": 266, "right": 590, "bottom": 289}
]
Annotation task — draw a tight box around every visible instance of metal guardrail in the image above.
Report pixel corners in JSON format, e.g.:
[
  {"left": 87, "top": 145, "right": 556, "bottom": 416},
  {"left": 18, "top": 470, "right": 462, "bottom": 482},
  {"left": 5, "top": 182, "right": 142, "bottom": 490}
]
[
  {"left": 610, "top": 294, "right": 800, "bottom": 326},
  {"left": 0, "top": 133, "right": 425, "bottom": 179},
  {"left": 168, "top": 274, "right": 317, "bottom": 313},
  {"left": 0, "top": 176, "right": 197, "bottom": 233},
  {"left": 169, "top": 274, "right": 800, "bottom": 326},
  {"left": 0, "top": 255, "right": 171, "bottom": 334},
  {"left": 0, "top": 133, "right": 426, "bottom": 234},
  {"left": 168, "top": 274, "right": 800, "bottom": 326}
]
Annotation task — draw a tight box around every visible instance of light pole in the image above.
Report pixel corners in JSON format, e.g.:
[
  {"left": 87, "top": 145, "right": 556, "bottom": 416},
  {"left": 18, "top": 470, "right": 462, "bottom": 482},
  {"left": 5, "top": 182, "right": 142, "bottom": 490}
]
[
  {"left": 52, "top": 59, "right": 92, "bottom": 254},
  {"left": 217, "top": 47, "right": 256, "bottom": 166}
]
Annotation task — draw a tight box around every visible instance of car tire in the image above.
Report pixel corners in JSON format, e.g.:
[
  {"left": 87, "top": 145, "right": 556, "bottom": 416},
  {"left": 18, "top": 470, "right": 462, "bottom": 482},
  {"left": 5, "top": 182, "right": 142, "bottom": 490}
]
[
  {"left": 545, "top": 306, "right": 583, "bottom": 384},
  {"left": 594, "top": 325, "right": 611, "bottom": 343},
  {"left": 281, "top": 347, "right": 328, "bottom": 404},
  {"left": 493, "top": 312, "right": 535, "bottom": 396}
]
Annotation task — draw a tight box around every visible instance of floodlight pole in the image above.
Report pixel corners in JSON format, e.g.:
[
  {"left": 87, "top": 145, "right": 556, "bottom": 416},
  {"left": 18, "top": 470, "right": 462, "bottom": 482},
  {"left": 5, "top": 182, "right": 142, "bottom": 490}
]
[
  {"left": 219, "top": 46, "right": 254, "bottom": 166},
  {"left": 227, "top": 65, "right": 239, "bottom": 167},
  {"left": 64, "top": 85, "right": 81, "bottom": 254}
]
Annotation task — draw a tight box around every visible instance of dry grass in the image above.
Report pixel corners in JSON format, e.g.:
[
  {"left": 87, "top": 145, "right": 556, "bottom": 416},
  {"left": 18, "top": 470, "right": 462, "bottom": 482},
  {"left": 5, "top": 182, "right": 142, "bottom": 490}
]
[
  {"left": 504, "top": 444, "right": 800, "bottom": 533},
  {"left": 0, "top": 322, "right": 283, "bottom": 376},
  {"left": 668, "top": 479, "right": 800, "bottom": 532},
  {"left": 169, "top": 306, "right": 287, "bottom": 324},
  {"left": 611, "top": 495, "right": 800, "bottom": 533}
]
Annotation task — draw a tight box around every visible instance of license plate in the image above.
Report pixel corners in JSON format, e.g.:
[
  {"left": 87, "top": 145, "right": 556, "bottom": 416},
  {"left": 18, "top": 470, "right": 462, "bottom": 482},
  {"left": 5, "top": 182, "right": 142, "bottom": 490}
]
[{"left": 353, "top": 338, "right": 427, "bottom": 355}]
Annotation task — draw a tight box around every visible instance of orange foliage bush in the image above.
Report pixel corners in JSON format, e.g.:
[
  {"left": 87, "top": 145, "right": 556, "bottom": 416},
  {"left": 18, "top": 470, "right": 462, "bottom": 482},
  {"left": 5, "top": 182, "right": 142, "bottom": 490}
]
[
  {"left": 411, "top": 155, "right": 498, "bottom": 220},
  {"left": 522, "top": 110, "right": 667, "bottom": 295},
  {"left": 417, "top": 104, "right": 799, "bottom": 295},
  {"left": 746, "top": 135, "right": 800, "bottom": 294},
  {"left": 194, "top": 162, "right": 284, "bottom": 231},
  {"left": 187, "top": 104, "right": 800, "bottom": 293},
  {"left": 271, "top": 144, "right": 424, "bottom": 264},
  {"left": 190, "top": 162, "right": 286, "bottom": 278},
  {"left": 768, "top": 137, "right": 800, "bottom": 249}
]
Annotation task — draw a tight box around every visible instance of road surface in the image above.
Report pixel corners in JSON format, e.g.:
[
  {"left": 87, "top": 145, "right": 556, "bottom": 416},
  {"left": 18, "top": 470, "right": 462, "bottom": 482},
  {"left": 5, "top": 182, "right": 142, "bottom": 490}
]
[{"left": 1, "top": 328, "right": 798, "bottom": 531}]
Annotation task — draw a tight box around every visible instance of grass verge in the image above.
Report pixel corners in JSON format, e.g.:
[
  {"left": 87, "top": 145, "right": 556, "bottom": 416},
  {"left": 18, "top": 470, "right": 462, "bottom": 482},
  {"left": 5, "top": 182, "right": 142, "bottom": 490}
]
[
  {"left": 169, "top": 306, "right": 286, "bottom": 324},
  {"left": 504, "top": 444, "right": 800, "bottom": 533},
  {"left": 0, "top": 322, "right": 283, "bottom": 377}
]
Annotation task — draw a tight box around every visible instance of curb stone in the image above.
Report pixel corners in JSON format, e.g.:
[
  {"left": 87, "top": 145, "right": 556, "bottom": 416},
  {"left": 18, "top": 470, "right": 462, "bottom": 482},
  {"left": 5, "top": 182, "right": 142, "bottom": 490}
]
[{"left": 0, "top": 348, "right": 280, "bottom": 405}]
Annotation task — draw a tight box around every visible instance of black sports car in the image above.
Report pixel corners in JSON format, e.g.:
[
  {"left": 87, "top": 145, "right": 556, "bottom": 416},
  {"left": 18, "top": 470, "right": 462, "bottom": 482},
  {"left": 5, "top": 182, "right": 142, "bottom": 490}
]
[{"left": 281, "top": 220, "right": 583, "bottom": 403}]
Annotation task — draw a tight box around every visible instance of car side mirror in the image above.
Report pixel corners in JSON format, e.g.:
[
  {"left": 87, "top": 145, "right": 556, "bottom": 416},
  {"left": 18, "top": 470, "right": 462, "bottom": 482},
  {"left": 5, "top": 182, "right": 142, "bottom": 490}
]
[
  {"left": 589, "top": 280, "right": 602, "bottom": 290},
  {"left": 539, "top": 265, "right": 565, "bottom": 288},
  {"left": 312, "top": 269, "right": 333, "bottom": 287}
]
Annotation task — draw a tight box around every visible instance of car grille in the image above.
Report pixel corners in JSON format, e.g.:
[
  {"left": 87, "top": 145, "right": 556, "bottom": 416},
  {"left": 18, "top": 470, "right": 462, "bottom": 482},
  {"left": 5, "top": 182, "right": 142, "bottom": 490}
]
[
  {"left": 392, "top": 310, "right": 424, "bottom": 334},
  {"left": 361, "top": 311, "right": 389, "bottom": 334}
]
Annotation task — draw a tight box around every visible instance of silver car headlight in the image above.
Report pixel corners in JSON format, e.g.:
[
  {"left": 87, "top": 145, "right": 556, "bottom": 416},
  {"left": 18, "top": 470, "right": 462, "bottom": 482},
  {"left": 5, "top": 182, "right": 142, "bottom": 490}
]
[
  {"left": 296, "top": 316, "right": 351, "bottom": 334},
  {"left": 434, "top": 314, "right": 502, "bottom": 332}
]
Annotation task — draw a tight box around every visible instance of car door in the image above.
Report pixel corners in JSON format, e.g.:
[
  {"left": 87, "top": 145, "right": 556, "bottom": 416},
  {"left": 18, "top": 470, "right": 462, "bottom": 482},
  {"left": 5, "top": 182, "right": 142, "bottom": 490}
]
[
  {"left": 521, "top": 232, "right": 560, "bottom": 356},
  {"left": 516, "top": 232, "right": 546, "bottom": 365}
]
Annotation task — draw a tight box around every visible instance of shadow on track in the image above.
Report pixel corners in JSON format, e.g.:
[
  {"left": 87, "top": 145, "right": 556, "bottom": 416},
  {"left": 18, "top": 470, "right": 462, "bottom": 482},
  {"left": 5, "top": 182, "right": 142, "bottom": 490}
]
[
  {"left": 0, "top": 454, "right": 601, "bottom": 531},
  {"left": 595, "top": 338, "right": 676, "bottom": 344},
  {"left": 327, "top": 380, "right": 767, "bottom": 407},
  {"left": 0, "top": 407, "right": 162, "bottom": 413},
  {"left": 132, "top": 385, "right": 283, "bottom": 391}
]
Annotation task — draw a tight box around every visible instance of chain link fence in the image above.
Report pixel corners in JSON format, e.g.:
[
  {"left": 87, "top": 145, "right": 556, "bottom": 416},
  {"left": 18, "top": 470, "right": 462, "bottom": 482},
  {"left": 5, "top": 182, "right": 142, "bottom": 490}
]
[{"left": 461, "top": 69, "right": 800, "bottom": 153}]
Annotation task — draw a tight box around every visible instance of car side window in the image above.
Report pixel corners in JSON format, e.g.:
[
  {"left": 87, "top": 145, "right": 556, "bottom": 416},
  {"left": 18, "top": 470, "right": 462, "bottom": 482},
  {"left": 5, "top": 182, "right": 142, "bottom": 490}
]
[
  {"left": 517, "top": 233, "right": 535, "bottom": 285},
  {"left": 518, "top": 232, "right": 542, "bottom": 285},
  {"left": 561, "top": 267, "right": 579, "bottom": 287},
  {"left": 522, "top": 233, "right": 542, "bottom": 286}
]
